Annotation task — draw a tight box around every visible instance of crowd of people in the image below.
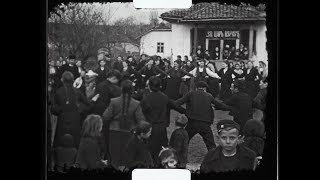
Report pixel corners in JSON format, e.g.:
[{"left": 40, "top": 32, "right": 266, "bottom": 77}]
[
  {"left": 194, "top": 44, "right": 251, "bottom": 61},
  {"left": 47, "top": 52, "right": 268, "bottom": 173}
]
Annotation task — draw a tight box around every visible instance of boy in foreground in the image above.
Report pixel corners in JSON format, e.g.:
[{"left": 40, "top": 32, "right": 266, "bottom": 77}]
[{"left": 200, "top": 120, "right": 256, "bottom": 173}]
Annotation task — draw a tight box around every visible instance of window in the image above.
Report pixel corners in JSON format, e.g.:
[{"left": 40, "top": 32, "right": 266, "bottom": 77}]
[{"left": 157, "top": 42, "right": 164, "bottom": 53}]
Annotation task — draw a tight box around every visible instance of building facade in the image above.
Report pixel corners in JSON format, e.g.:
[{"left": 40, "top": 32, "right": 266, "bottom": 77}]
[
  {"left": 138, "top": 3, "right": 267, "bottom": 67},
  {"left": 138, "top": 23, "right": 173, "bottom": 59}
]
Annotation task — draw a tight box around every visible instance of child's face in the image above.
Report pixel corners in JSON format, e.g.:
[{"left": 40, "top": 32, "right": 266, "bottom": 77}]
[
  {"left": 164, "top": 157, "right": 177, "bottom": 168},
  {"left": 219, "top": 128, "right": 239, "bottom": 152},
  {"left": 100, "top": 60, "right": 106, "bottom": 67}
]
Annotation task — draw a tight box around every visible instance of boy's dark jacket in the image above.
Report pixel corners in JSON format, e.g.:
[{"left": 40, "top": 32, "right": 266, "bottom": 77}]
[
  {"left": 200, "top": 144, "right": 256, "bottom": 173},
  {"left": 124, "top": 135, "right": 154, "bottom": 169}
]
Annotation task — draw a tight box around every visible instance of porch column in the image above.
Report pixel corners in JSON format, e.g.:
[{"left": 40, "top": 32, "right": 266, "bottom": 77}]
[
  {"left": 193, "top": 24, "right": 198, "bottom": 55},
  {"left": 249, "top": 25, "right": 254, "bottom": 59},
  {"left": 205, "top": 39, "right": 209, "bottom": 51},
  {"left": 236, "top": 39, "right": 240, "bottom": 49},
  {"left": 220, "top": 39, "right": 224, "bottom": 60}
]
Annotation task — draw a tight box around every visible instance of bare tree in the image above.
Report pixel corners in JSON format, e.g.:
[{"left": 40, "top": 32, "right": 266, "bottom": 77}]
[{"left": 48, "top": 3, "right": 106, "bottom": 60}]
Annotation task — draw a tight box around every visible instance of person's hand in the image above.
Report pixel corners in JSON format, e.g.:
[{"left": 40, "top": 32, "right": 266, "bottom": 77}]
[
  {"left": 101, "top": 159, "right": 108, "bottom": 166},
  {"left": 141, "top": 74, "right": 146, "bottom": 78},
  {"left": 92, "top": 94, "right": 100, "bottom": 102},
  {"left": 156, "top": 74, "right": 161, "bottom": 77},
  {"left": 205, "top": 76, "right": 209, "bottom": 78},
  {"left": 130, "top": 74, "right": 135, "bottom": 77},
  {"left": 167, "top": 75, "right": 171, "bottom": 78}
]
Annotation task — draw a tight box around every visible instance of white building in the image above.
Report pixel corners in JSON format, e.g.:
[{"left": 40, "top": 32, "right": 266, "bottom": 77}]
[
  {"left": 138, "top": 3, "right": 267, "bottom": 68},
  {"left": 137, "top": 23, "right": 173, "bottom": 60}
]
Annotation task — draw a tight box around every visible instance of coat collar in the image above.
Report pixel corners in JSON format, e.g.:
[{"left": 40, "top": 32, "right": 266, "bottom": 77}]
[{"left": 209, "top": 144, "right": 254, "bottom": 162}]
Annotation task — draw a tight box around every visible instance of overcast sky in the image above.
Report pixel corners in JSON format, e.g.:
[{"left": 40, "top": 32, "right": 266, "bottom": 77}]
[{"left": 93, "top": 2, "right": 174, "bottom": 24}]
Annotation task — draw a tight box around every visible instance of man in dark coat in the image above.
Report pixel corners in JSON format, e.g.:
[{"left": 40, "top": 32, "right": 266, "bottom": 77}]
[
  {"left": 224, "top": 79, "right": 253, "bottom": 133},
  {"left": 91, "top": 70, "right": 122, "bottom": 161},
  {"left": 253, "top": 78, "right": 268, "bottom": 111},
  {"left": 175, "top": 81, "right": 232, "bottom": 152},
  {"left": 104, "top": 55, "right": 114, "bottom": 70},
  {"left": 136, "top": 54, "right": 148, "bottom": 71},
  {"left": 200, "top": 120, "right": 256, "bottom": 173},
  {"left": 95, "top": 59, "right": 110, "bottom": 85},
  {"left": 217, "top": 61, "right": 234, "bottom": 101},
  {"left": 140, "top": 76, "right": 186, "bottom": 166},
  {"left": 92, "top": 70, "right": 122, "bottom": 115},
  {"left": 253, "top": 79, "right": 268, "bottom": 122},
  {"left": 243, "top": 61, "right": 262, "bottom": 100},
  {"left": 57, "top": 55, "right": 80, "bottom": 83},
  {"left": 113, "top": 56, "right": 124, "bottom": 72}
]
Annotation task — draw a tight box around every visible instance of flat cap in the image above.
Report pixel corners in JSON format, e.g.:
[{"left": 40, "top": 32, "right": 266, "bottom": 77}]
[{"left": 217, "top": 120, "right": 240, "bottom": 133}]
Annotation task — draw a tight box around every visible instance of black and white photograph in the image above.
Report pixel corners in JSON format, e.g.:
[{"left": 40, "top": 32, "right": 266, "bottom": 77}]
[{"left": 46, "top": 0, "right": 275, "bottom": 176}]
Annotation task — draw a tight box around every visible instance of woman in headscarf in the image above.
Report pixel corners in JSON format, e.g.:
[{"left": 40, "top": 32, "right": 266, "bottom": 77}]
[{"left": 103, "top": 80, "right": 146, "bottom": 169}]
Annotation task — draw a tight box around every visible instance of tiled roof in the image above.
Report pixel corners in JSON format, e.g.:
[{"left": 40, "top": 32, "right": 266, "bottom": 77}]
[{"left": 160, "top": 3, "right": 265, "bottom": 21}]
